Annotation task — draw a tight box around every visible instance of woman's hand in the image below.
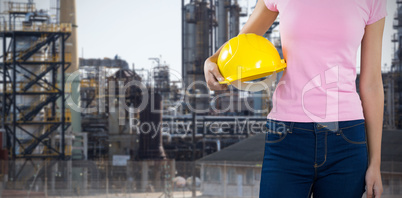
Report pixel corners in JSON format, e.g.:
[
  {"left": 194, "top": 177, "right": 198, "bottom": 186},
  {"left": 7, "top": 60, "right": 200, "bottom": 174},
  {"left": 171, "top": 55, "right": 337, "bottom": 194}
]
[
  {"left": 204, "top": 56, "right": 228, "bottom": 91},
  {"left": 365, "top": 165, "right": 383, "bottom": 198},
  {"left": 203, "top": 0, "right": 278, "bottom": 91}
]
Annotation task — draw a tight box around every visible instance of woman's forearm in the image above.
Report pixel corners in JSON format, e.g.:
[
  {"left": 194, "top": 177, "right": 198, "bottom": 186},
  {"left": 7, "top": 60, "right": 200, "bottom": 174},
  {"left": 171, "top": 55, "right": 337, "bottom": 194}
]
[{"left": 359, "top": 83, "right": 384, "bottom": 168}]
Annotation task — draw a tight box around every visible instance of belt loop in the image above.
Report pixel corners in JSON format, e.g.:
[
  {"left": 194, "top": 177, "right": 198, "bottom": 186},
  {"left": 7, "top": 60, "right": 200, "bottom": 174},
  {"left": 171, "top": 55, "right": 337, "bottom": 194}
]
[{"left": 287, "top": 122, "right": 294, "bottom": 134}]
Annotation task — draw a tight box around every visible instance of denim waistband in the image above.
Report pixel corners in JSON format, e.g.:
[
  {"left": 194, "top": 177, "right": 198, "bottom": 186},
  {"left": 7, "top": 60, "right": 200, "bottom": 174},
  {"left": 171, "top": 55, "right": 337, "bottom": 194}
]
[{"left": 267, "top": 118, "right": 366, "bottom": 132}]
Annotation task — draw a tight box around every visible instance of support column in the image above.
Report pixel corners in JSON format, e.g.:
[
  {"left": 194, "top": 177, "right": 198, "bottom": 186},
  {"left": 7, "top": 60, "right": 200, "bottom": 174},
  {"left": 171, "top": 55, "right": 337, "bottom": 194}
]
[{"left": 141, "top": 160, "right": 148, "bottom": 192}]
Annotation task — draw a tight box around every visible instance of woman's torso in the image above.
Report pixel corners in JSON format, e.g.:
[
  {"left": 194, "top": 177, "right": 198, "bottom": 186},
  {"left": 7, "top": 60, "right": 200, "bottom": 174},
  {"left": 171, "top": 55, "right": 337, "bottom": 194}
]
[{"left": 264, "top": 0, "right": 387, "bottom": 122}]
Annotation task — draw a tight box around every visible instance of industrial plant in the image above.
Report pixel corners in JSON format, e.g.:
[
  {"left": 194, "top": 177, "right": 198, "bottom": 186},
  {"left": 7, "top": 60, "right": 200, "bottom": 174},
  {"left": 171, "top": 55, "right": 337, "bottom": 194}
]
[{"left": 0, "top": 0, "right": 400, "bottom": 197}]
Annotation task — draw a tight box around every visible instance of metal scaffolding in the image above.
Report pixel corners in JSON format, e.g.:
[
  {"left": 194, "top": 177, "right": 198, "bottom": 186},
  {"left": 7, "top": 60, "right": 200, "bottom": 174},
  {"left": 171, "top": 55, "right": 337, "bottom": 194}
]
[{"left": 0, "top": 1, "right": 72, "bottom": 162}]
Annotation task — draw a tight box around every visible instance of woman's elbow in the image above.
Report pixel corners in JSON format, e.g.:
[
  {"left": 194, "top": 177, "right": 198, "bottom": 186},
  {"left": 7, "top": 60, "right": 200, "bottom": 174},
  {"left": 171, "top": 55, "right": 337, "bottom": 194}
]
[{"left": 359, "top": 80, "right": 384, "bottom": 97}]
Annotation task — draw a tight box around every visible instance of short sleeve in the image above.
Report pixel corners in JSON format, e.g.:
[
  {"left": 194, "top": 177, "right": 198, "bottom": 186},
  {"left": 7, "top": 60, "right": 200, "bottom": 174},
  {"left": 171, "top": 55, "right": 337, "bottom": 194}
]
[
  {"left": 366, "top": 0, "right": 387, "bottom": 25},
  {"left": 263, "top": 0, "right": 278, "bottom": 12}
]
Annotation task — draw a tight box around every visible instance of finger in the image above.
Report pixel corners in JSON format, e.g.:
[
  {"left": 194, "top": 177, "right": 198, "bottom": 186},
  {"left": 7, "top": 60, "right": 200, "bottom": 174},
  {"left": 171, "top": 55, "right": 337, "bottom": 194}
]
[
  {"left": 366, "top": 184, "right": 374, "bottom": 198},
  {"left": 204, "top": 60, "right": 228, "bottom": 90},
  {"left": 208, "top": 79, "right": 228, "bottom": 90},
  {"left": 206, "top": 72, "right": 228, "bottom": 90},
  {"left": 208, "top": 62, "right": 225, "bottom": 82},
  {"left": 209, "top": 82, "right": 228, "bottom": 91},
  {"left": 214, "top": 83, "right": 228, "bottom": 90},
  {"left": 374, "top": 184, "right": 383, "bottom": 198}
]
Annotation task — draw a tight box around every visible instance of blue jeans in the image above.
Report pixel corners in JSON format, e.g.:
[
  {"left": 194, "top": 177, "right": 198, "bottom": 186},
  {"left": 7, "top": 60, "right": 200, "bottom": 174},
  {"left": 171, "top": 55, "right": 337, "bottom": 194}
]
[{"left": 259, "top": 119, "right": 368, "bottom": 198}]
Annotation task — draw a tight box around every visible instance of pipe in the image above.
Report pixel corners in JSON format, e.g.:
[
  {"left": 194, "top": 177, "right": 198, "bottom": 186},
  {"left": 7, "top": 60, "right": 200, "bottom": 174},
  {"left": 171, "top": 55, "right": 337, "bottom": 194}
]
[
  {"left": 0, "top": 16, "right": 6, "bottom": 31},
  {"left": 24, "top": 12, "right": 50, "bottom": 23}
]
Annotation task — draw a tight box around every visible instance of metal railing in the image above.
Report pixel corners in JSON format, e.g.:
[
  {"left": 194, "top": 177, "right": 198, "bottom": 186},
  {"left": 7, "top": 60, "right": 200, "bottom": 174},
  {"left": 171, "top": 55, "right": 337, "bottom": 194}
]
[
  {"left": 0, "top": 160, "right": 400, "bottom": 197},
  {"left": 5, "top": 1, "right": 36, "bottom": 13},
  {"left": 0, "top": 23, "right": 72, "bottom": 33}
]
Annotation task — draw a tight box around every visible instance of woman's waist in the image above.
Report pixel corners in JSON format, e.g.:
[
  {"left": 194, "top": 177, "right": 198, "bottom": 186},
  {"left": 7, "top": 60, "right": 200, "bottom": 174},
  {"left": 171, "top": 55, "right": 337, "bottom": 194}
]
[{"left": 266, "top": 118, "right": 365, "bottom": 132}]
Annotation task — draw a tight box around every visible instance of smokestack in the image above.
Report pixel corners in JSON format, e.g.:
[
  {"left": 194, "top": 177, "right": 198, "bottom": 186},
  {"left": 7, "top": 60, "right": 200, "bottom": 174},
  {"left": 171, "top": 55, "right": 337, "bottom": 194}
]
[
  {"left": 60, "top": 0, "right": 78, "bottom": 73},
  {"left": 60, "top": 0, "right": 82, "bottom": 133}
]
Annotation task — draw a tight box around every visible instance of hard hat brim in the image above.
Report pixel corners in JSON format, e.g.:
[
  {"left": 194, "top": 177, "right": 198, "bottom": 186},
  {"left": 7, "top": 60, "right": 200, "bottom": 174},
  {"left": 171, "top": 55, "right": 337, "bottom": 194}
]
[{"left": 219, "top": 61, "right": 286, "bottom": 85}]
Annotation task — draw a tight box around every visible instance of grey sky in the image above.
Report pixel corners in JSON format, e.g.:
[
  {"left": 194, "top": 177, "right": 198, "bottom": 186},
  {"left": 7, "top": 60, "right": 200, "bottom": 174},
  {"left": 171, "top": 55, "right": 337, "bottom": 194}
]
[{"left": 76, "top": 0, "right": 182, "bottom": 74}]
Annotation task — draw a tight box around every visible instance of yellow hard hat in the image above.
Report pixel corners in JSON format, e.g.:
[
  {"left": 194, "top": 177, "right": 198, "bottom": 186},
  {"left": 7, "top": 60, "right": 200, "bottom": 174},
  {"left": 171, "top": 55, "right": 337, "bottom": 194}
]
[{"left": 217, "top": 33, "right": 286, "bottom": 92}]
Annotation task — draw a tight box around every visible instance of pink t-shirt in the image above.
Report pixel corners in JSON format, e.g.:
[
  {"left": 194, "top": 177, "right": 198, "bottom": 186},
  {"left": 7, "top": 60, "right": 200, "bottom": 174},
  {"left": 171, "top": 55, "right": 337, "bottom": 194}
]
[{"left": 264, "top": 0, "right": 387, "bottom": 122}]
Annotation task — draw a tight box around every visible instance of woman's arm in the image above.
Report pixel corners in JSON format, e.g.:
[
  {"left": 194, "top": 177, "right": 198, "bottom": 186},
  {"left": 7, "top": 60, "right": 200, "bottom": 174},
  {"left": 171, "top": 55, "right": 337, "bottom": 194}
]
[
  {"left": 359, "top": 17, "right": 385, "bottom": 198},
  {"left": 204, "top": 0, "right": 279, "bottom": 90}
]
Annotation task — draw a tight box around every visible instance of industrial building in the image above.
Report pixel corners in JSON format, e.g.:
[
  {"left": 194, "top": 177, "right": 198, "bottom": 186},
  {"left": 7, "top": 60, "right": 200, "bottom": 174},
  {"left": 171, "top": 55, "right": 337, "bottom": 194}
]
[{"left": 387, "top": 0, "right": 402, "bottom": 129}]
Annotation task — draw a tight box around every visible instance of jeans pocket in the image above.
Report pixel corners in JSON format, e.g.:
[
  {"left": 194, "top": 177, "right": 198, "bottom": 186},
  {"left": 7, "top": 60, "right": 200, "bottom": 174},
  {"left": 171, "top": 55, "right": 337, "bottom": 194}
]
[
  {"left": 265, "top": 120, "right": 289, "bottom": 143},
  {"left": 339, "top": 121, "right": 366, "bottom": 144}
]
